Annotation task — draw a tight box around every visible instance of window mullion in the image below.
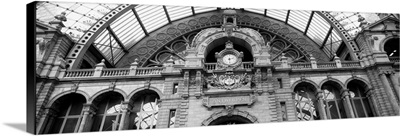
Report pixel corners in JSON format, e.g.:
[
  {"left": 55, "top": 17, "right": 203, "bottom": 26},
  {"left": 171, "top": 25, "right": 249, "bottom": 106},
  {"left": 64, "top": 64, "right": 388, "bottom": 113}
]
[{"left": 59, "top": 104, "right": 73, "bottom": 133}]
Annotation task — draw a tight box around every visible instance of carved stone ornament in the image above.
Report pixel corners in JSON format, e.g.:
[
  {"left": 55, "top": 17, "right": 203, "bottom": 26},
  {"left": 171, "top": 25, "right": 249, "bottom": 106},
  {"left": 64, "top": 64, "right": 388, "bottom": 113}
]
[
  {"left": 205, "top": 73, "right": 254, "bottom": 90},
  {"left": 202, "top": 94, "right": 257, "bottom": 110}
]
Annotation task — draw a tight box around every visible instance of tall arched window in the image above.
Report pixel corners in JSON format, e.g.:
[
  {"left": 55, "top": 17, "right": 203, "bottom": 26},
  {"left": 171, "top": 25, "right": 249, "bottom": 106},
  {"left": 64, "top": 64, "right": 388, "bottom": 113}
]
[
  {"left": 321, "top": 81, "right": 347, "bottom": 119},
  {"left": 348, "top": 80, "right": 374, "bottom": 118},
  {"left": 91, "top": 92, "right": 124, "bottom": 132},
  {"left": 129, "top": 90, "right": 160, "bottom": 129},
  {"left": 48, "top": 93, "right": 86, "bottom": 134},
  {"left": 294, "top": 82, "right": 320, "bottom": 121}
]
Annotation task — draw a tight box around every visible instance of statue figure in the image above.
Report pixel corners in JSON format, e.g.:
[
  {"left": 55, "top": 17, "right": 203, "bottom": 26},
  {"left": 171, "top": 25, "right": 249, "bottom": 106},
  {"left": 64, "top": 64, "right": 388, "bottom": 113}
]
[
  {"left": 54, "top": 12, "right": 67, "bottom": 22},
  {"left": 357, "top": 15, "right": 369, "bottom": 28},
  {"left": 36, "top": 38, "right": 51, "bottom": 55}
]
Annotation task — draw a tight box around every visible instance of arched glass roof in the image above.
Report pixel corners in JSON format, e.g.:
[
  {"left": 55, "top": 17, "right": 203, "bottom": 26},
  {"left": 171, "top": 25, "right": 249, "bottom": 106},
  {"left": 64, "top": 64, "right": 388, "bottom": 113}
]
[{"left": 36, "top": 1, "right": 382, "bottom": 65}]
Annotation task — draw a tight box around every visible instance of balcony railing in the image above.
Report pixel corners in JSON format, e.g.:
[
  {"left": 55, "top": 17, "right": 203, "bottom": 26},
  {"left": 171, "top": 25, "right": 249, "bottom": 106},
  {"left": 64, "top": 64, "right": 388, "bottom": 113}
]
[
  {"left": 64, "top": 69, "right": 94, "bottom": 78},
  {"left": 317, "top": 62, "right": 337, "bottom": 69},
  {"left": 290, "top": 63, "right": 312, "bottom": 69},
  {"left": 136, "top": 67, "right": 164, "bottom": 75},
  {"left": 101, "top": 68, "right": 130, "bottom": 77},
  {"left": 204, "top": 63, "right": 217, "bottom": 71},
  {"left": 342, "top": 61, "right": 361, "bottom": 68},
  {"left": 389, "top": 57, "right": 399, "bottom": 63},
  {"left": 59, "top": 59, "right": 364, "bottom": 79},
  {"left": 242, "top": 62, "right": 254, "bottom": 70},
  {"left": 204, "top": 62, "right": 254, "bottom": 71}
]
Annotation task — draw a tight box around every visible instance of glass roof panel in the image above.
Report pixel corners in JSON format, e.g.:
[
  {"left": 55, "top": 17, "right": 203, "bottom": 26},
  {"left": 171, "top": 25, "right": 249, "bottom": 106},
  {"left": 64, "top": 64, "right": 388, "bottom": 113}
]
[
  {"left": 110, "top": 10, "right": 145, "bottom": 49},
  {"left": 135, "top": 5, "right": 169, "bottom": 33},
  {"left": 244, "top": 8, "right": 265, "bottom": 15},
  {"left": 288, "top": 10, "right": 311, "bottom": 31},
  {"left": 36, "top": 1, "right": 118, "bottom": 41},
  {"left": 329, "top": 11, "right": 380, "bottom": 37},
  {"left": 306, "top": 13, "right": 330, "bottom": 45},
  {"left": 193, "top": 6, "right": 217, "bottom": 14},
  {"left": 323, "top": 29, "right": 342, "bottom": 56},
  {"left": 165, "top": 5, "right": 193, "bottom": 21},
  {"left": 93, "top": 29, "right": 123, "bottom": 64},
  {"left": 266, "top": 9, "right": 288, "bottom": 22}
]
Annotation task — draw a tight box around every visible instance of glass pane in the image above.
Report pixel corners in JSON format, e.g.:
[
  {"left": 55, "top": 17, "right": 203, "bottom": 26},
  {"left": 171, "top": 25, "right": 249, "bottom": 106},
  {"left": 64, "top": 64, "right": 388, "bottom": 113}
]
[
  {"left": 169, "top": 110, "right": 176, "bottom": 128},
  {"left": 166, "top": 5, "right": 192, "bottom": 21},
  {"left": 354, "top": 99, "right": 366, "bottom": 118},
  {"left": 306, "top": 13, "right": 330, "bottom": 45},
  {"left": 91, "top": 116, "right": 102, "bottom": 131},
  {"left": 363, "top": 98, "right": 374, "bottom": 117},
  {"left": 102, "top": 116, "right": 117, "bottom": 131},
  {"left": 193, "top": 6, "right": 217, "bottom": 14},
  {"left": 288, "top": 10, "right": 311, "bottom": 31},
  {"left": 337, "top": 100, "right": 347, "bottom": 118},
  {"left": 49, "top": 118, "right": 64, "bottom": 134},
  {"left": 62, "top": 118, "right": 78, "bottom": 133},
  {"left": 69, "top": 99, "right": 84, "bottom": 115},
  {"left": 267, "top": 9, "right": 288, "bottom": 22},
  {"left": 327, "top": 101, "right": 340, "bottom": 119},
  {"left": 245, "top": 8, "right": 264, "bottom": 15},
  {"left": 135, "top": 5, "right": 169, "bottom": 33}
]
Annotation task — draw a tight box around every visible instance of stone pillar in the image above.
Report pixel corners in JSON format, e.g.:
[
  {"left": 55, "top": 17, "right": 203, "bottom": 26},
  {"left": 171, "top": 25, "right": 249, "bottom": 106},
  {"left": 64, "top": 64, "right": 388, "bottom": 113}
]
[
  {"left": 379, "top": 73, "right": 400, "bottom": 115},
  {"left": 93, "top": 59, "right": 106, "bottom": 77},
  {"left": 389, "top": 73, "right": 399, "bottom": 101},
  {"left": 316, "top": 91, "right": 327, "bottom": 120},
  {"left": 129, "top": 59, "right": 138, "bottom": 76},
  {"left": 310, "top": 54, "right": 317, "bottom": 69},
  {"left": 163, "top": 57, "right": 174, "bottom": 73},
  {"left": 366, "top": 88, "right": 380, "bottom": 116},
  {"left": 281, "top": 53, "right": 289, "bottom": 68},
  {"left": 78, "top": 104, "right": 97, "bottom": 132},
  {"left": 334, "top": 55, "right": 342, "bottom": 68},
  {"left": 118, "top": 102, "right": 132, "bottom": 130},
  {"left": 341, "top": 89, "right": 355, "bottom": 118}
]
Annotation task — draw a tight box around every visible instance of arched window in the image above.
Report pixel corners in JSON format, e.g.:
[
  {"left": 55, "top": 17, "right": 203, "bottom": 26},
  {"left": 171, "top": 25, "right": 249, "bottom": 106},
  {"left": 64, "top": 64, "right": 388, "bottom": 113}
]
[
  {"left": 48, "top": 93, "right": 86, "bottom": 134},
  {"left": 348, "top": 80, "right": 374, "bottom": 118},
  {"left": 321, "top": 81, "right": 347, "bottom": 119},
  {"left": 91, "top": 92, "right": 124, "bottom": 132},
  {"left": 129, "top": 90, "right": 160, "bottom": 129},
  {"left": 294, "top": 82, "right": 320, "bottom": 121}
]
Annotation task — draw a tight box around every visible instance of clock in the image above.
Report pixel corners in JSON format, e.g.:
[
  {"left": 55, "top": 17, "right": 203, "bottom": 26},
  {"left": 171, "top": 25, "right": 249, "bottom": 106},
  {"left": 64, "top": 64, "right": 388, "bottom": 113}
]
[
  {"left": 222, "top": 54, "right": 238, "bottom": 65},
  {"left": 214, "top": 41, "right": 243, "bottom": 70}
]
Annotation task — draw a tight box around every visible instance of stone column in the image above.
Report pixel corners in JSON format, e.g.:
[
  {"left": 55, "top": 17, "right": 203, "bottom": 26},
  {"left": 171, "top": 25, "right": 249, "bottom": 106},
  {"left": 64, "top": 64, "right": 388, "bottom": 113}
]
[
  {"left": 36, "top": 108, "right": 57, "bottom": 134},
  {"left": 118, "top": 102, "right": 132, "bottom": 130},
  {"left": 389, "top": 73, "right": 399, "bottom": 101},
  {"left": 316, "top": 91, "right": 327, "bottom": 120},
  {"left": 341, "top": 89, "right": 355, "bottom": 118},
  {"left": 379, "top": 73, "right": 400, "bottom": 115},
  {"left": 366, "top": 88, "right": 380, "bottom": 116},
  {"left": 78, "top": 104, "right": 97, "bottom": 132}
]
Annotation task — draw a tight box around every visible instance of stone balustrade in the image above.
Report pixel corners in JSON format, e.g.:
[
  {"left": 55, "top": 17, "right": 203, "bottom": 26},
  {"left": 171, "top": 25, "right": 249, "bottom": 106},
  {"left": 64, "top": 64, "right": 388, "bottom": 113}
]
[
  {"left": 59, "top": 60, "right": 365, "bottom": 79},
  {"left": 135, "top": 67, "right": 164, "bottom": 75},
  {"left": 317, "top": 62, "right": 337, "bottom": 69},
  {"left": 389, "top": 57, "right": 399, "bottom": 63},
  {"left": 290, "top": 63, "right": 312, "bottom": 69},
  {"left": 101, "top": 68, "right": 130, "bottom": 77},
  {"left": 64, "top": 69, "right": 94, "bottom": 78}
]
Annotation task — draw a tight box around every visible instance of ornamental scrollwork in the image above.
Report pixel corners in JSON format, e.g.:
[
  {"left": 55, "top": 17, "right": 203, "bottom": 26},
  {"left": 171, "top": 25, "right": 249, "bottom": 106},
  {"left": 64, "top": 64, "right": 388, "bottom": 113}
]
[{"left": 204, "top": 73, "right": 254, "bottom": 90}]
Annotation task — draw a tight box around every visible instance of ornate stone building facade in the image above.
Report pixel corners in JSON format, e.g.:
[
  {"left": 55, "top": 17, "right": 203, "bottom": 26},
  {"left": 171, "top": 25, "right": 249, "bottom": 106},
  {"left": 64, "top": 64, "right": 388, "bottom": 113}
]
[{"left": 34, "top": 2, "right": 399, "bottom": 134}]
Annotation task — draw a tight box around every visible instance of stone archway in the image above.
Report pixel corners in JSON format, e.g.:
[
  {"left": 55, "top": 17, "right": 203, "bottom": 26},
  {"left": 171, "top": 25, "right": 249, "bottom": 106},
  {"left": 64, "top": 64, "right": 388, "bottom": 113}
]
[
  {"left": 208, "top": 115, "right": 253, "bottom": 125},
  {"left": 201, "top": 108, "right": 258, "bottom": 126}
]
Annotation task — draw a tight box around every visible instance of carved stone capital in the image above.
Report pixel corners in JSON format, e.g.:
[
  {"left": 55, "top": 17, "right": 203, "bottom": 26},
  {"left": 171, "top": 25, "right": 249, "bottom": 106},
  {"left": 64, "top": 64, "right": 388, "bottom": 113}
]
[
  {"left": 82, "top": 104, "right": 98, "bottom": 114},
  {"left": 340, "top": 89, "right": 350, "bottom": 98}
]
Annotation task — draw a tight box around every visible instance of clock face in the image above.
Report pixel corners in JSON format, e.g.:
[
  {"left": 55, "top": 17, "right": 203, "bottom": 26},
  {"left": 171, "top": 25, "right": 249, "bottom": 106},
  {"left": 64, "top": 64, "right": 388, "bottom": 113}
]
[{"left": 222, "top": 54, "right": 238, "bottom": 65}]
